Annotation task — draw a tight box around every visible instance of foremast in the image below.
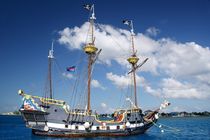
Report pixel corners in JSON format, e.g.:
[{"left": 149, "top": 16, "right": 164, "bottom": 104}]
[
  {"left": 123, "top": 20, "right": 149, "bottom": 109},
  {"left": 48, "top": 41, "right": 54, "bottom": 99},
  {"left": 125, "top": 20, "right": 139, "bottom": 108},
  {"left": 83, "top": 4, "right": 100, "bottom": 114}
]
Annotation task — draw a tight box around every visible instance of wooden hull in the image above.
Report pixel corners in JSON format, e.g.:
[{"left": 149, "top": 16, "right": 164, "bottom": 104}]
[
  {"left": 19, "top": 94, "right": 158, "bottom": 138},
  {"left": 32, "top": 122, "right": 154, "bottom": 138}
]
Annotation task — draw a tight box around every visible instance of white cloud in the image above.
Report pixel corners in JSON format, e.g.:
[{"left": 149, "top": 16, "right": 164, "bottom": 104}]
[
  {"left": 58, "top": 23, "right": 89, "bottom": 50},
  {"left": 91, "top": 79, "right": 105, "bottom": 90},
  {"left": 101, "top": 102, "right": 107, "bottom": 108},
  {"left": 145, "top": 27, "right": 160, "bottom": 37},
  {"left": 62, "top": 72, "right": 73, "bottom": 79},
  {"left": 100, "top": 102, "right": 115, "bottom": 113},
  {"left": 106, "top": 72, "right": 163, "bottom": 98},
  {"left": 147, "top": 78, "right": 210, "bottom": 99},
  {"left": 58, "top": 22, "right": 158, "bottom": 73},
  {"left": 195, "top": 73, "right": 210, "bottom": 85},
  {"left": 167, "top": 106, "right": 185, "bottom": 113},
  {"left": 58, "top": 22, "right": 210, "bottom": 79},
  {"left": 58, "top": 22, "right": 210, "bottom": 100},
  {"left": 161, "top": 78, "right": 204, "bottom": 99},
  {"left": 106, "top": 72, "right": 146, "bottom": 88},
  {"left": 157, "top": 40, "right": 210, "bottom": 77}
]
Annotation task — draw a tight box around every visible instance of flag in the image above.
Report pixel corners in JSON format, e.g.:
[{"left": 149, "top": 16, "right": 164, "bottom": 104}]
[
  {"left": 83, "top": 4, "right": 92, "bottom": 11},
  {"left": 123, "top": 19, "right": 132, "bottom": 26},
  {"left": 66, "top": 66, "right": 76, "bottom": 72}
]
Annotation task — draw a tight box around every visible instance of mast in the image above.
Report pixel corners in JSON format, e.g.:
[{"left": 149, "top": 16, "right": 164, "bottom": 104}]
[
  {"left": 123, "top": 20, "right": 139, "bottom": 108},
  {"left": 83, "top": 4, "right": 98, "bottom": 114},
  {"left": 48, "top": 41, "right": 54, "bottom": 99}
]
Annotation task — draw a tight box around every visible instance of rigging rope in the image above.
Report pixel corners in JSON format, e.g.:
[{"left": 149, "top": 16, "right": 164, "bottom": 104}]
[{"left": 152, "top": 121, "right": 181, "bottom": 133}]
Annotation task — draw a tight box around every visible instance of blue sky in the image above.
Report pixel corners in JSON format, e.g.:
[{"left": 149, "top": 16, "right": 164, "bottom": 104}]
[{"left": 0, "top": 0, "right": 210, "bottom": 113}]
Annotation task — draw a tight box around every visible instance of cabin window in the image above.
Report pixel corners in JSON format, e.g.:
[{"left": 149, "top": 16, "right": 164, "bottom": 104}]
[
  {"left": 75, "top": 126, "right": 78, "bottom": 130},
  {"left": 107, "top": 126, "right": 110, "bottom": 130},
  {"left": 117, "top": 126, "right": 120, "bottom": 129},
  {"left": 96, "top": 126, "right": 100, "bottom": 130},
  {"left": 65, "top": 124, "right": 68, "bottom": 128}
]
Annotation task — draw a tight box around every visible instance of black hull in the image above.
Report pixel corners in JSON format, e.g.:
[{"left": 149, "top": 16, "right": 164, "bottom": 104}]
[{"left": 32, "top": 123, "right": 154, "bottom": 138}]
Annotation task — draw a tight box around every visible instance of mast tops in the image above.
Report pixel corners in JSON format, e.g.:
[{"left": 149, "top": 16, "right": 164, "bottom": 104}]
[
  {"left": 84, "top": 4, "right": 96, "bottom": 20},
  {"left": 123, "top": 19, "right": 139, "bottom": 65},
  {"left": 83, "top": 4, "right": 98, "bottom": 54},
  {"left": 123, "top": 19, "right": 135, "bottom": 35},
  {"left": 48, "top": 41, "right": 54, "bottom": 59}
]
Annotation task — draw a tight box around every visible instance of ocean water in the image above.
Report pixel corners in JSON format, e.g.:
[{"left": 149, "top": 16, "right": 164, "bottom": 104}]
[{"left": 0, "top": 115, "right": 210, "bottom": 140}]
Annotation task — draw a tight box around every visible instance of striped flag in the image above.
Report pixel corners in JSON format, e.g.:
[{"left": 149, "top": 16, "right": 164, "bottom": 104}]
[{"left": 66, "top": 66, "right": 76, "bottom": 72}]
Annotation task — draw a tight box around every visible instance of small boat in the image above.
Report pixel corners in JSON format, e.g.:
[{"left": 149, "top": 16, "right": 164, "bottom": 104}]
[{"left": 18, "top": 4, "right": 170, "bottom": 137}]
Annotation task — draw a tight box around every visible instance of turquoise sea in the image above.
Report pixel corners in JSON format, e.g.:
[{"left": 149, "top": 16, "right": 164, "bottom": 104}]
[{"left": 0, "top": 115, "right": 210, "bottom": 140}]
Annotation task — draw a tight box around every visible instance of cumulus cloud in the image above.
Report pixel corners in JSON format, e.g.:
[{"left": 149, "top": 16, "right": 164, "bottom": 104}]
[
  {"left": 62, "top": 72, "right": 73, "bottom": 79},
  {"left": 146, "top": 78, "right": 210, "bottom": 99},
  {"left": 58, "top": 22, "right": 210, "bottom": 100},
  {"left": 101, "top": 102, "right": 107, "bottom": 108},
  {"left": 106, "top": 72, "right": 146, "bottom": 88},
  {"left": 157, "top": 40, "right": 210, "bottom": 77},
  {"left": 59, "top": 23, "right": 89, "bottom": 50},
  {"left": 58, "top": 22, "right": 158, "bottom": 73},
  {"left": 91, "top": 79, "right": 105, "bottom": 90},
  {"left": 160, "top": 78, "right": 206, "bottom": 99},
  {"left": 100, "top": 102, "right": 115, "bottom": 113},
  {"left": 145, "top": 27, "right": 160, "bottom": 37}
]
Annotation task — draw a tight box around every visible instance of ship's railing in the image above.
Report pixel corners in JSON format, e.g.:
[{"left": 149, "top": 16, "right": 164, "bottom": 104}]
[
  {"left": 126, "top": 108, "right": 142, "bottom": 113},
  {"left": 93, "top": 108, "right": 142, "bottom": 124},
  {"left": 68, "top": 109, "right": 89, "bottom": 115},
  {"left": 18, "top": 90, "right": 65, "bottom": 106},
  {"left": 40, "top": 98, "right": 65, "bottom": 106},
  {"left": 94, "top": 111, "right": 126, "bottom": 124}
]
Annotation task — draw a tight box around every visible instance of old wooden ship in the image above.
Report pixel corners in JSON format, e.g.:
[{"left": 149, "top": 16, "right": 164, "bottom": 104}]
[{"left": 18, "top": 4, "right": 170, "bottom": 137}]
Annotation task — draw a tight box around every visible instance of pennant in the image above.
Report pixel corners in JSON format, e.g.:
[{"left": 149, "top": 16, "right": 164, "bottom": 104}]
[
  {"left": 123, "top": 19, "right": 132, "bottom": 26},
  {"left": 83, "top": 4, "right": 92, "bottom": 11},
  {"left": 66, "top": 66, "right": 76, "bottom": 72},
  {"left": 160, "top": 100, "right": 171, "bottom": 110}
]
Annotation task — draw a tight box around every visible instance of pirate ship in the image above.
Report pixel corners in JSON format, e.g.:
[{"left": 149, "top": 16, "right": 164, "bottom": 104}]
[{"left": 18, "top": 4, "right": 170, "bottom": 137}]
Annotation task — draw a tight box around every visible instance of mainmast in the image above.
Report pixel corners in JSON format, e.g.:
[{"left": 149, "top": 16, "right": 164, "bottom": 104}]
[
  {"left": 125, "top": 20, "right": 139, "bottom": 108},
  {"left": 83, "top": 4, "right": 99, "bottom": 114},
  {"left": 48, "top": 41, "right": 54, "bottom": 99},
  {"left": 123, "top": 20, "right": 149, "bottom": 109}
]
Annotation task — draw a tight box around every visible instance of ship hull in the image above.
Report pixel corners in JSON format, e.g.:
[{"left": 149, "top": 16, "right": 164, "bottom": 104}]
[
  {"left": 19, "top": 94, "right": 158, "bottom": 138},
  {"left": 31, "top": 122, "right": 154, "bottom": 138},
  {"left": 20, "top": 109, "right": 157, "bottom": 138}
]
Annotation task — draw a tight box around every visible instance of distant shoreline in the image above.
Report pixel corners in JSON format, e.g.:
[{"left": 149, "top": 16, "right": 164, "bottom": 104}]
[
  {"left": 1, "top": 111, "right": 210, "bottom": 118},
  {"left": 159, "top": 111, "right": 210, "bottom": 118},
  {"left": 160, "top": 115, "right": 210, "bottom": 118}
]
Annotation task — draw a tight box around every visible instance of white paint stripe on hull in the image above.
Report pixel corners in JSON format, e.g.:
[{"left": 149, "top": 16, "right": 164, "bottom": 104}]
[{"left": 28, "top": 122, "right": 145, "bottom": 131}]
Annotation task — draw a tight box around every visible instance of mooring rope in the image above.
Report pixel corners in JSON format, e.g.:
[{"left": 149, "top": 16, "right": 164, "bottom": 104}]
[{"left": 152, "top": 121, "right": 181, "bottom": 133}]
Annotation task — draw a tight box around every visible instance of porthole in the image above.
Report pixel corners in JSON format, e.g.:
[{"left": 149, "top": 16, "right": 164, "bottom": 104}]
[{"left": 117, "top": 126, "right": 120, "bottom": 129}]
